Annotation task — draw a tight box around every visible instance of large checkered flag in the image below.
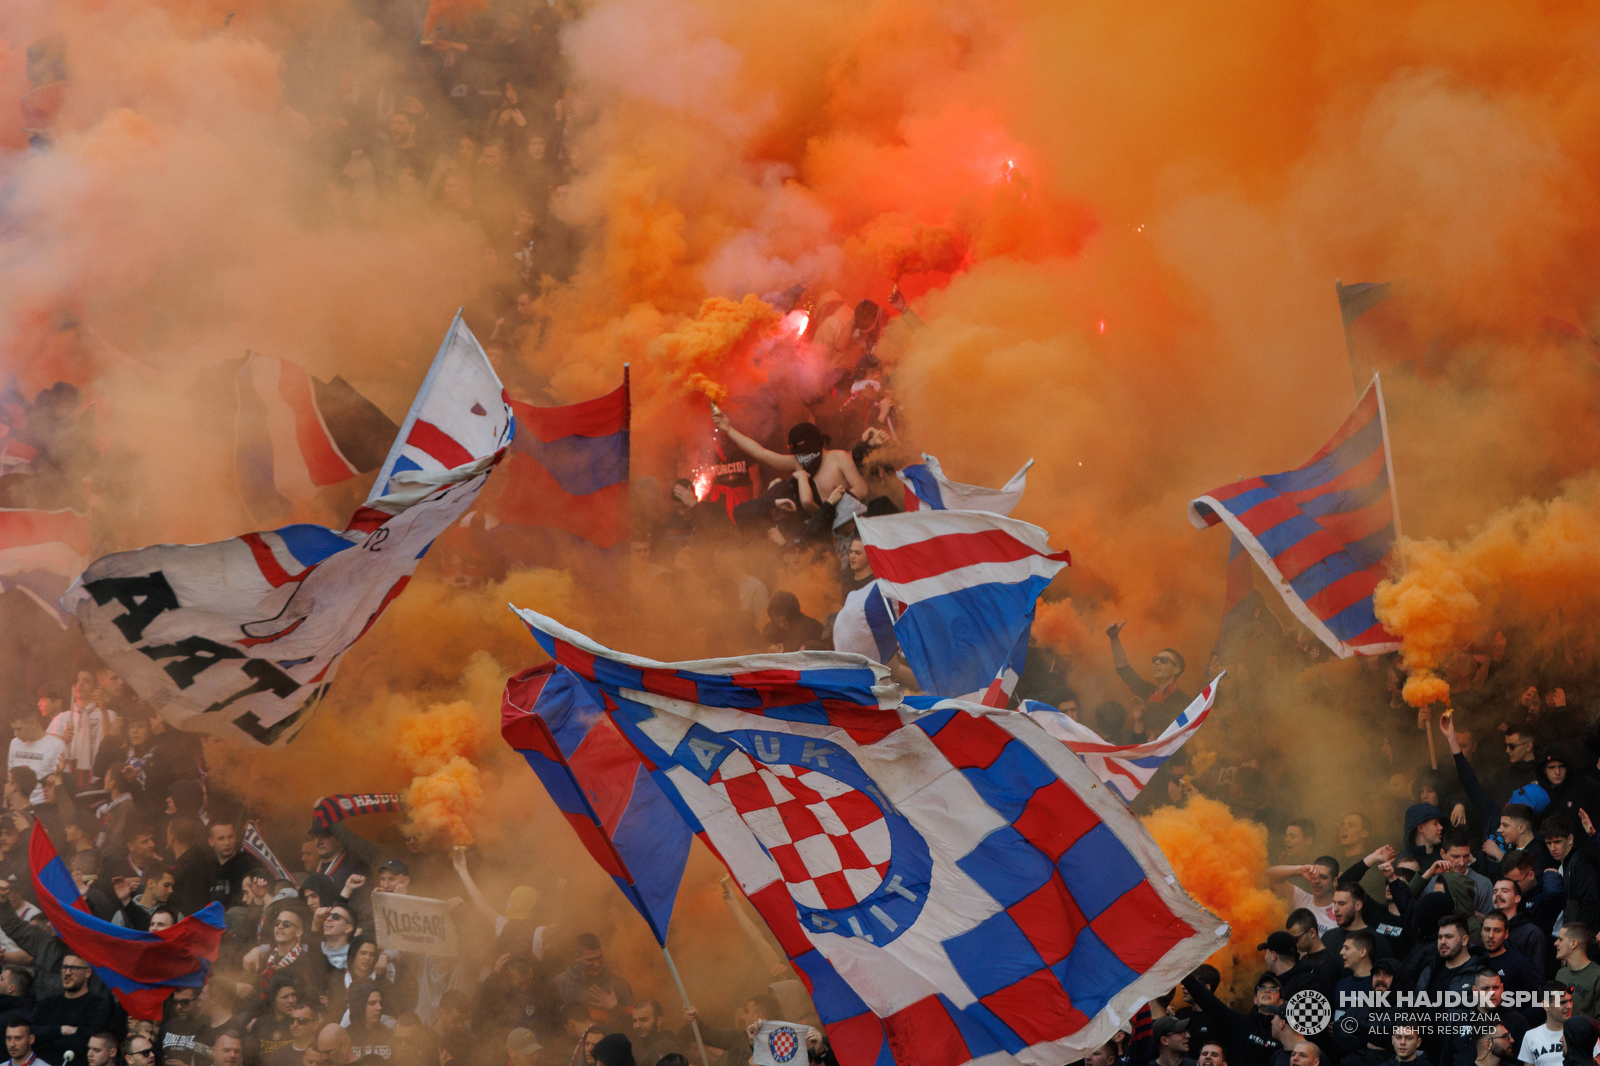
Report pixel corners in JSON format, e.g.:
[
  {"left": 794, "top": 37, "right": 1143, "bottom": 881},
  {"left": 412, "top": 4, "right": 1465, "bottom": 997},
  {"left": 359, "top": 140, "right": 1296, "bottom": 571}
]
[{"left": 510, "top": 606, "right": 1228, "bottom": 1066}]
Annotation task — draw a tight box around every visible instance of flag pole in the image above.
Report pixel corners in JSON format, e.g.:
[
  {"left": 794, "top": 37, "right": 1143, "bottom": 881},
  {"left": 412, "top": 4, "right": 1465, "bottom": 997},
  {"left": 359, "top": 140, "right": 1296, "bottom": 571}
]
[{"left": 661, "top": 944, "right": 712, "bottom": 1066}]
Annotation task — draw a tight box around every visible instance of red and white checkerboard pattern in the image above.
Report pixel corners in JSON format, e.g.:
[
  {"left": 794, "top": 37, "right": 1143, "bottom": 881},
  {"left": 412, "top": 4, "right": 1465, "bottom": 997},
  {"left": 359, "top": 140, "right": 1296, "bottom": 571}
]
[{"left": 710, "top": 752, "right": 890, "bottom": 910}]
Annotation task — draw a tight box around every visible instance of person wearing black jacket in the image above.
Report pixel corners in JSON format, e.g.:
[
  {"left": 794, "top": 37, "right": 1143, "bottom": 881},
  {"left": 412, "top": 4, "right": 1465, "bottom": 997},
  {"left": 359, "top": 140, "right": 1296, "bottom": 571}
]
[
  {"left": 1285, "top": 911, "right": 1340, "bottom": 1003},
  {"left": 1437, "top": 971, "right": 1528, "bottom": 1066},
  {"left": 1537, "top": 749, "right": 1600, "bottom": 841},
  {"left": 30, "top": 954, "right": 118, "bottom": 1064},
  {"left": 166, "top": 817, "right": 217, "bottom": 918},
  {"left": 1541, "top": 815, "right": 1600, "bottom": 931},
  {"left": 1414, "top": 915, "right": 1487, "bottom": 1064},
  {"left": 1180, "top": 971, "right": 1283, "bottom": 1066},
  {"left": 1479, "top": 913, "right": 1543, "bottom": 1007}
]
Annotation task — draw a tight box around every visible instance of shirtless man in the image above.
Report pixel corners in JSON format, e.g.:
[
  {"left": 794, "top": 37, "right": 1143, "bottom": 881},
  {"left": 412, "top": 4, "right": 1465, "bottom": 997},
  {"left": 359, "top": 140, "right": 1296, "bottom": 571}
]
[{"left": 712, "top": 413, "right": 868, "bottom": 503}]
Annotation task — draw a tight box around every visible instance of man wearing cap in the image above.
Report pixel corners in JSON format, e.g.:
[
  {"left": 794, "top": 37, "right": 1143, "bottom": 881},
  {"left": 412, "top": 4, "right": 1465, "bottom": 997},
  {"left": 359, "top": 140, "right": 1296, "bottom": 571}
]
[
  {"left": 375, "top": 859, "right": 410, "bottom": 896},
  {"left": 1403, "top": 804, "right": 1446, "bottom": 865},
  {"left": 1256, "top": 932, "right": 1309, "bottom": 1001},
  {"left": 1152, "top": 1017, "right": 1196, "bottom": 1066},
  {"left": 1181, "top": 969, "right": 1283, "bottom": 1066},
  {"left": 712, "top": 412, "right": 868, "bottom": 505},
  {"left": 508, "top": 1027, "right": 541, "bottom": 1066}
]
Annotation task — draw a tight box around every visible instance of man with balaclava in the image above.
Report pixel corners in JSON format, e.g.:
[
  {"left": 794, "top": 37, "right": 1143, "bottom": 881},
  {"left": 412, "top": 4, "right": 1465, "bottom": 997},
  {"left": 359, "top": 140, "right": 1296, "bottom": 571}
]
[{"left": 712, "top": 412, "right": 868, "bottom": 504}]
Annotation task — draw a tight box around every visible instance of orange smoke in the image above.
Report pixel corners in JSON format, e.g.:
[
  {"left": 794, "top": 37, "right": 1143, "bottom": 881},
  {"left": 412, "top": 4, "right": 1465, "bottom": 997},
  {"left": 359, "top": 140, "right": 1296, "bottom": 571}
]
[
  {"left": 1143, "top": 797, "right": 1284, "bottom": 998},
  {"left": 846, "top": 214, "right": 970, "bottom": 280},
  {"left": 422, "top": 0, "right": 488, "bottom": 41},
  {"left": 648, "top": 295, "right": 778, "bottom": 404},
  {"left": 1375, "top": 474, "right": 1600, "bottom": 706},
  {"left": 397, "top": 699, "right": 484, "bottom": 845}
]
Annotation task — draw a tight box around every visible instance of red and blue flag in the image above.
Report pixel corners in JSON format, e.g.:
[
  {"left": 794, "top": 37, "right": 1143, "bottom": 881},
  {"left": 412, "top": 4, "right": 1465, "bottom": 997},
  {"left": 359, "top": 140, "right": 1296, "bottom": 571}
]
[
  {"left": 30, "top": 826, "right": 224, "bottom": 1020},
  {"left": 509, "top": 607, "right": 1226, "bottom": 1066},
  {"left": 1188, "top": 374, "right": 1400, "bottom": 658},
  {"left": 854, "top": 511, "right": 1069, "bottom": 704},
  {"left": 496, "top": 382, "right": 629, "bottom": 550},
  {"left": 501, "top": 662, "right": 691, "bottom": 944}
]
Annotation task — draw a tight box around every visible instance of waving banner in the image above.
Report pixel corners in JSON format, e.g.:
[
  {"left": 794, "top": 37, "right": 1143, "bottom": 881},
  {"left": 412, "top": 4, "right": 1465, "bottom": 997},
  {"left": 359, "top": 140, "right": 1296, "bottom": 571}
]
[
  {"left": 512, "top": 608, "right": 1226, "bottom": 1066},
  {"left": 62, "top": 314, "right": 513, "bottom": 747}
]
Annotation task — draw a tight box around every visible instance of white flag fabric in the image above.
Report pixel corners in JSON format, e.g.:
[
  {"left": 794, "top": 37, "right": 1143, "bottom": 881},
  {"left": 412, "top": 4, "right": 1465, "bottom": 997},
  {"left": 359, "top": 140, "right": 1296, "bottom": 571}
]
[
  {"left": 62, "top": 314, "right": 512, "bottom": 747},
  {"left": 897, "top": 454, "right": 1032, "bottom": 515},
  {"left": 1023, "top": 678, "right": 1221, "bottom": 803}
]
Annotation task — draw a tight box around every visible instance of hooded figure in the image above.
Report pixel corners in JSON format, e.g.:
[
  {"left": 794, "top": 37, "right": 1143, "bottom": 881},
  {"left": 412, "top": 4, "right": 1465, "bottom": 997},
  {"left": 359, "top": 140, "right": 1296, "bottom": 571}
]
[
  {"left": 1539, "top": 745, "right": 1600, "bottom": 838},
  {"left": 1561, "top": 1016, "right": 1597, "bottom": 1066},
  {"left": 594, "top": 1033, "right": 638, "bottom": 1066},
  {"left": 1403, "top": 803, "right": 1445, "bottom": 862}
]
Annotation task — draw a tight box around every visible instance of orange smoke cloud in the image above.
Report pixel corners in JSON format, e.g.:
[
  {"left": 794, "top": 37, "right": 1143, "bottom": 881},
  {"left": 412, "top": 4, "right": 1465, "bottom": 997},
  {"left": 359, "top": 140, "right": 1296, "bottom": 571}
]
[
  {"left": 1143, "top": 797, "right": 1283, "bottom": 998},
  {"left": 1376, "top": 474, "right": 1600, "bottom": 705},
  {"left": 648, "top": 294, "right": 778, "bottom": 402},
  {"left": 397, "top": 699, "right": 483, "bottom": 846},
  {"left": 846, "top": 213, "right": 969, "bottom": 280}
]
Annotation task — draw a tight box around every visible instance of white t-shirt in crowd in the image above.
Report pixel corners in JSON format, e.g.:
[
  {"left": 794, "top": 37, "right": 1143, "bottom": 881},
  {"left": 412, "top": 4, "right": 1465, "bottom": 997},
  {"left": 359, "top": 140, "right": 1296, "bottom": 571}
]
[
  {"left": 8, "top": 733, "right": 68, "bottom": 804},
  {"left": 1290, "top": 886, "right": 1339, "bottom": 934},
  {"left": 1518, "top": 1024, "right": 1565, "bottom": 1066}
]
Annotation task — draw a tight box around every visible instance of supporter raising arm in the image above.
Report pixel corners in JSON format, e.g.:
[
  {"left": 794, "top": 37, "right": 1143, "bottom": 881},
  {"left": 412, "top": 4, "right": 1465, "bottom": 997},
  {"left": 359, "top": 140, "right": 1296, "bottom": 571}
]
[{"left": 711, "top": 411, "right": 867, "bottom": 502}]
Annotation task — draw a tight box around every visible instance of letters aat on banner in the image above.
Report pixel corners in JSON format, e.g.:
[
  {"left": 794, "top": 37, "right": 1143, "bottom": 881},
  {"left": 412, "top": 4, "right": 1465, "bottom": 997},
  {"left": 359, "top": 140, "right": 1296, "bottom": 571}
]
[
  {"left": 60, "top": 314, "right": 514, "bottom": 747},
  {"left": 372, "top": 891, "right": 460, "bottom": 957}
]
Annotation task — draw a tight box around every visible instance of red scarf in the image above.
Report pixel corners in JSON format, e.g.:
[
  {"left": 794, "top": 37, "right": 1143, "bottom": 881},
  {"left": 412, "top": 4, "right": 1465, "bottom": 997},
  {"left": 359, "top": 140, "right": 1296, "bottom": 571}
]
[{"left": 259, "top": 942, "right": 304, "bottom": 1002}]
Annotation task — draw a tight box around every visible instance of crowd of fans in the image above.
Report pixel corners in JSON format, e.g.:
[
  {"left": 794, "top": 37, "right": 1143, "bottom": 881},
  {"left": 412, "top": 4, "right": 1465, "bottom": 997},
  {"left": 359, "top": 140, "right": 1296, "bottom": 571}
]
[{"left": 6, "top": 3, "right": 1600, "bottom": 1066}]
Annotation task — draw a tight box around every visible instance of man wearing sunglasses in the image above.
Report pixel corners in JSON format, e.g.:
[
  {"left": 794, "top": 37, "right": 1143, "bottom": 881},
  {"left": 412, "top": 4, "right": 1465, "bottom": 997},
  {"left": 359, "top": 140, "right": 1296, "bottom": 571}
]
[
  {"left": 123, "top": 1035, "right": 155, "bottom": 1065},
  {"left": 32, "top": 955, "right": 113, "bottom": 1065},
  {"left": 1106, "top": 620, "right": 1192, "bottom": 733}
]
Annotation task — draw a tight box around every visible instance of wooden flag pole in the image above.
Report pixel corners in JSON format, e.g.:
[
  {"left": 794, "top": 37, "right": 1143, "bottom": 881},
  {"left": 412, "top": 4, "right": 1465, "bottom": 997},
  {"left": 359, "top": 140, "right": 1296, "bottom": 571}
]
[{"left": 662, "top": 945, "right": 712, "bottom": 1066}]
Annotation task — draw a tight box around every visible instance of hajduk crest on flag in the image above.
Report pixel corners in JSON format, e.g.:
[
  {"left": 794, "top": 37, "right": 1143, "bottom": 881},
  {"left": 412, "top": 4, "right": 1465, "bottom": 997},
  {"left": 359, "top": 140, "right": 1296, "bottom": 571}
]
[
  {"left": 509, "top": 607, "right": 1226, "bottom": 1066},
  {"left": 1188, "top": 373, "right": 1400, "bottom": 658},
  {"left": 897, "top": 454, "right": 1032, "bottom": 515},
  {"left": 1022, "top": 679, "right": 1221, "bottom": 804},
  {"left": 62, "top": 313, "right": 514, "bottom": 747},
  {"left": 854, "top": 510, "right": 1069, "bottom": 705}
]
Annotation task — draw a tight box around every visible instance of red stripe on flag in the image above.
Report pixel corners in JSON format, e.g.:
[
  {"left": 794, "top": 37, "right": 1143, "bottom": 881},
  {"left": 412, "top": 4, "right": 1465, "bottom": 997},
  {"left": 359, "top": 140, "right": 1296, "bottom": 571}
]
[
  {"left": 510, "top": 385, "right": 629, "bottom": 442},
  {"left": 1277, "top": 447, "right": 1386, "bottom": 506},
  {"left": 1235, "top": 494, "right": 1302, "bottom": 538},
  {"left": 1315, "top": 496, "right": 1393, "bottom": 547},
  {"left": 406, "top": 420, "right": 473, "bottom": 468},
  {"left": 865, "top": 529, "right": 1061, "bottom": 584},
  {"left": 1271, "top": 527, "right": 1351, "bottom": 583},
  {"left": 1207, "top": 476, "right": 1267, "bottom": 503},
  {"left": 1302, "top": 570, "right": 1381, "bottom": 622},
  {"left": 1308, "top": 387, "right": 1380, "bottom": 463},
  {"left": 276, "top": 360, "right": 357, "bottom": 485},
  {"left": 495, "top": 452, "right": 627, "bottom": 548},
  {"left": 239, "top": 533, "right": 303, "bottom": 589},
  {"left": 1346, "top": 620, "right": 1398, "bottom": 648}
]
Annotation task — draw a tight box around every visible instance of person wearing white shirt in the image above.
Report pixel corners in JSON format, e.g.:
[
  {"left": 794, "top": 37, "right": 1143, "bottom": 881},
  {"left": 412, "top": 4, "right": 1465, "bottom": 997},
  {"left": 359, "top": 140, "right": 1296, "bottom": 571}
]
[
  {"left": 7, "top": 715, "right": 66, "bottom": 807},
  {"left": 1516, "top": 983, "right": 1569, "bottom": 1066}
]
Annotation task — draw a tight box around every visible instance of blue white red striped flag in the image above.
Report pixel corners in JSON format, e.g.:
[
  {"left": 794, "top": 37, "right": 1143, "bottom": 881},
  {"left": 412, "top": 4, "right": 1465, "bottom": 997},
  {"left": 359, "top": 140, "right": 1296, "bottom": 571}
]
[
  {"left": 1022, "top": 677, "right": 1221, "bottom": 803},
  {"left": 897, "top": 454, "right": 1032, "bottom": 515},
  {"left": 510, "top": 607, "right": 1227, "bottom": 1066},
  {"left": 30, "top": 826, "right": 224, "bottom": 1019},
  {"left": 854, "top": 511, "right": 1069, "bottom": 702},
  {"left": 63, "top": 316, "right": 513, "bottom": 747},
  {"left": 495, "top": 381, "right": 630, "bottom": 550},
  {"left": 501, "top": 662, "right": 691, "bottom": 944},
  {"left": 1187, "top": 374, "right": 1400, "bottom": 657}
]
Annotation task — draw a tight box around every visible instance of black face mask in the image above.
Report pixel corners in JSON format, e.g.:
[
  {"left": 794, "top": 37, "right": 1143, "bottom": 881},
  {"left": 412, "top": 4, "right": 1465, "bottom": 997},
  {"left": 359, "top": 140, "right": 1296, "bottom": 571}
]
[{"left": 795, "top": 451, "right": 822, "bottom": 476}]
